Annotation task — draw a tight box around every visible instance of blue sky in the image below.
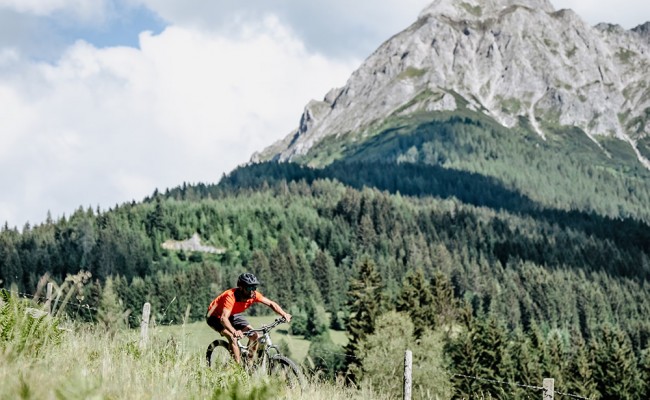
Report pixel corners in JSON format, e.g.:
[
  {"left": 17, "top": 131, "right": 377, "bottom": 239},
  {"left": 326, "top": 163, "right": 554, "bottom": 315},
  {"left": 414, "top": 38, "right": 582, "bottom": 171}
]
[{"left": 0, "top": 0, "right": 648, "bottom": 228}]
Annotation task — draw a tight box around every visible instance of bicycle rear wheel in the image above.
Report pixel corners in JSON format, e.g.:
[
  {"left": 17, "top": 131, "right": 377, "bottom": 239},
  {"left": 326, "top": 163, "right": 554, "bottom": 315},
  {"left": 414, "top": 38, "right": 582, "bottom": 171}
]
[
  {"left": 269, "top": 354, "right": 305, "bottom": 389},
  {"left": 206, "top": 339, "right": 232, "bottom": 368}
]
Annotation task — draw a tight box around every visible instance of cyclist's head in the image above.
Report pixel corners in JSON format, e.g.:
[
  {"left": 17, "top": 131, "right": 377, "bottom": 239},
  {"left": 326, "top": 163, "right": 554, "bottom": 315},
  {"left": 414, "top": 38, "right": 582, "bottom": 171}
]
[{"left": 237, "top": 272, "right": 260, "bottom": 290}]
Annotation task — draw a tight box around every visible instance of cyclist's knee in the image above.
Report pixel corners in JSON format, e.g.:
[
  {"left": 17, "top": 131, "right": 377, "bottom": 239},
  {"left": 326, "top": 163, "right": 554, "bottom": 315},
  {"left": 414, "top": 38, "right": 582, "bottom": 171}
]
[{"left": 220, "top": 329, "right": 236, "bottom": 342}]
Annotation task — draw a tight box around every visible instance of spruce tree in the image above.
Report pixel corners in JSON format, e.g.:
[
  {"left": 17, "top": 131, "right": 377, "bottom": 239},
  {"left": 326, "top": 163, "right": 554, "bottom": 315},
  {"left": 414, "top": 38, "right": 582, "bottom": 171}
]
[
  {"left": 640, "top": 348, "right": 650, "bottom": 399},
  {"left": 590, "top": 324, "right": 643, "bottom": 399},
  {"left": 565, "top": 326, "right": 597, "bottom": 398},
  {"left": 344, "top": 256, "right": 384, "bottom": 385},
  {"left": 505, "top": 328, "right": 542, "bottom": 398},
  {"left": 430, "top": 271, "right": 459, "bottom": 332},
  {"left": 97, "top": 277, "right": 127, "bottom": 332},
  {"left": 311, "top": 249, "right": 336, "bottom": 306},
  {"left": 396, "top": 268, "right": 436, "bottom": 338}
]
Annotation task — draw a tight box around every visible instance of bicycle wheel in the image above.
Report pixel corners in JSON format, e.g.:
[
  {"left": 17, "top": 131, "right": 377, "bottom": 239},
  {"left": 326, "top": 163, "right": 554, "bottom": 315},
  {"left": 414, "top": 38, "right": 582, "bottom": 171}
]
[
  {"left": 269, "top": 354, "right": 305, "bottom": 389},
  {"left": 206, "top": 339, "right": 232, "bottom": 368}
]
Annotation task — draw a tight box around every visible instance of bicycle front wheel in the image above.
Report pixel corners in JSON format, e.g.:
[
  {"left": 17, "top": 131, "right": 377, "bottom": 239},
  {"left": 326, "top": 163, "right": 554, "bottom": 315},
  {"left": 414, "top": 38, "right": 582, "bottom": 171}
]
[
  {"left": 269, "top": 354, "right": 305, "bottom": 389},
  {"left": 206, "top": 339, "right": 232, "bottom": 368}
]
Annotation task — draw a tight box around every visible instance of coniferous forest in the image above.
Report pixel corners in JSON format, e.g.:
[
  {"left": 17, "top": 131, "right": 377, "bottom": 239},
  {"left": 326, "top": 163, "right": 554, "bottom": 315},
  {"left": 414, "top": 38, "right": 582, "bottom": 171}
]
[{"left": 2, "top": 115, "right": 650, "bottom": 399}]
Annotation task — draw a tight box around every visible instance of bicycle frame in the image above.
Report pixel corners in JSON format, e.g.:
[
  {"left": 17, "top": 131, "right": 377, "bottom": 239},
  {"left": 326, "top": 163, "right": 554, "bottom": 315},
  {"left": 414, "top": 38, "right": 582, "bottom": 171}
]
[
  {"left": 206, "top": 317, "right": 304, "bottom": 389},
  {"left": 236, "top": 317, "right": 286, "bottom": 368}
]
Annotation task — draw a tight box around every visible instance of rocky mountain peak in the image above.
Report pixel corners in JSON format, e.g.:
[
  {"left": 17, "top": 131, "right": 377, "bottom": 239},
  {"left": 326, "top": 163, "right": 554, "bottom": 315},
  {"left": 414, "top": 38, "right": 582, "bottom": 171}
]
[
  {"left": 633, "top": 21, "right": 650, "bottom": 45},
  {"left": 253, "top": 1, "right": 650, "bottom": 168},
  {"left": 418, "top": 0, "right": 555, "bottom": 20}
]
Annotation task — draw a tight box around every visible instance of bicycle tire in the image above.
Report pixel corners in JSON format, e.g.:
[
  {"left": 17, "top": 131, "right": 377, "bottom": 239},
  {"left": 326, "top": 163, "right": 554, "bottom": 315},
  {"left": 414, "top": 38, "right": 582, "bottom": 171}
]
[
  {"left": 206, "top": 339, "right": 232, "bottom": 368},
  {"left": 269, "top": 354, "right": 305, "bottom": 389}
]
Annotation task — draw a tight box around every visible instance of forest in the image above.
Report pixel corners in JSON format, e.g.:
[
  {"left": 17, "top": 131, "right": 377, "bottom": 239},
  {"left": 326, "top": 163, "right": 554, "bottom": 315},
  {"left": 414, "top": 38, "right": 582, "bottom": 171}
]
[{"left": 2, "top": 115, "right": 650, "bottom": 398}]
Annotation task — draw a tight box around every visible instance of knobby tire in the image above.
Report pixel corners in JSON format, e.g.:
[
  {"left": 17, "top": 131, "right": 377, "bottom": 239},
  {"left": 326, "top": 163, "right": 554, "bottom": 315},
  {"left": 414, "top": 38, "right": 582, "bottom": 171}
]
[
  {"left": 206, "top": 339, "right": 231, "bottom": 367},
  {"left": 206, "top": 340, "right": 305, "bottom": 391},
  {"left": 269, "top": 354, "right": 305, "bottom": 389}
]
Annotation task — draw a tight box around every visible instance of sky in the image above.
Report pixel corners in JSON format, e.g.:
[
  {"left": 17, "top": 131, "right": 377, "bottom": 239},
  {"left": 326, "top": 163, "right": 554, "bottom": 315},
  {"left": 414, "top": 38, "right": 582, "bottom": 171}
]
[{"left": 0, "top": 0, "right": 648, "bottom": 229}]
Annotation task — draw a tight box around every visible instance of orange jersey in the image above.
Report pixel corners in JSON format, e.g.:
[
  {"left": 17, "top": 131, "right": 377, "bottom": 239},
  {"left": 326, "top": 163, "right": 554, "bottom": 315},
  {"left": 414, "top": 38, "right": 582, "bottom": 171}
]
[{"left": 207, "top": 288, "right": 266, "bottom": 318}]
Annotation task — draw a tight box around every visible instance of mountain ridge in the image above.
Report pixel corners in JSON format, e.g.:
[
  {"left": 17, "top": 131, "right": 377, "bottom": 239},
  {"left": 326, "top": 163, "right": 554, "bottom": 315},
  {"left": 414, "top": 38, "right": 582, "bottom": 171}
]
[{"left": 253, "top": 0, "right": 650, "bottom": 168}]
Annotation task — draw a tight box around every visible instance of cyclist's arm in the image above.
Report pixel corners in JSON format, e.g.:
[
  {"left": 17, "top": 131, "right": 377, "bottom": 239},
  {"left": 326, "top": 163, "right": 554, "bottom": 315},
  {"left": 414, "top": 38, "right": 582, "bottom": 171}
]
[
  {"left": 260, "top": 297, "right": 292, "bottom": 322},
  {"left": 220, "top": 308, "right": 243, "bottom": 338}
]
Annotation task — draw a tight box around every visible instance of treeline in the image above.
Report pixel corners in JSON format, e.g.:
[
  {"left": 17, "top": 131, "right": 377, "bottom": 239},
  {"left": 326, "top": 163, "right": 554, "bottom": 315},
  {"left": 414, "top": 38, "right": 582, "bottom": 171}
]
[
  {"left": 294, "top": 114, "right": 650, "bottom": 223},
  {"left": 1, "top": 176, "right": 649, "bottom": 336},
  {"left": 334, "top": 258, "right": 650, "bottom": 399},
  {"left": 2, "top": 123, "right": 650, "bottom": 398},
  {"left": 2, "top": 178, "right": 650, "bottom": 396}
]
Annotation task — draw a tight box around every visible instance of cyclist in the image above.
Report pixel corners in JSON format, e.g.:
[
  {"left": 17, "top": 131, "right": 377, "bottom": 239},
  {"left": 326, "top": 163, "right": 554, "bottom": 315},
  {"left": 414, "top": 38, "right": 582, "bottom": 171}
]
[{"left": 206, "top": 272, "right": 292, "bottom": 364}]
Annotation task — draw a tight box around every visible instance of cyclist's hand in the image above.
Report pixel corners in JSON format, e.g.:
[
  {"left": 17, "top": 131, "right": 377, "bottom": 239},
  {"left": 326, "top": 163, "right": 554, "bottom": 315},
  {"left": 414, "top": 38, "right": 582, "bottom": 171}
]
[
  {"left": 283, "top": 314, "right": 292, "bottom": 323},
  {"left": 233, "top": 330, "right": 244, "bottom": 339}
]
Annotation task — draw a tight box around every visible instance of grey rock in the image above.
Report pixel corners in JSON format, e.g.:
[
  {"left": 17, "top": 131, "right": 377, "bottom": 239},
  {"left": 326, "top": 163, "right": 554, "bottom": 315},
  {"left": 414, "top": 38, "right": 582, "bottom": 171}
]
[
  {"left": 161, "top": 233, "right": 224, "bottom": 254},
  {"left": 256, "top": 0, "right": 650, "bottom": 168}
]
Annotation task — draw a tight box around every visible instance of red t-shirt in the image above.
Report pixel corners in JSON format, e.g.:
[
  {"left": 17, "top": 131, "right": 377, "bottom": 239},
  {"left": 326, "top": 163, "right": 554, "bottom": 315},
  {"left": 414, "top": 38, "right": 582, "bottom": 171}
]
[{"left": 207, "top": 288, "right": 266, "bottom": 318}]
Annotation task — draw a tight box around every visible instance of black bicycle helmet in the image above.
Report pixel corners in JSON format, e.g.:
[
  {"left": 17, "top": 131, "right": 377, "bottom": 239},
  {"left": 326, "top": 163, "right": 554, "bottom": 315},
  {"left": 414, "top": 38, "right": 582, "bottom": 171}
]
[{"left": 237, "top": 272, "right": 261, "bottom": 287}]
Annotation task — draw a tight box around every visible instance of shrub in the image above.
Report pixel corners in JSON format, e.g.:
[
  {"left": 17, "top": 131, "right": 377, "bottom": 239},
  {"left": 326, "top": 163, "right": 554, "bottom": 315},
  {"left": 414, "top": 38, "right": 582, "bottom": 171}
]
[{"left": 0, "top": 289, "right": 63, "bottom": 357}]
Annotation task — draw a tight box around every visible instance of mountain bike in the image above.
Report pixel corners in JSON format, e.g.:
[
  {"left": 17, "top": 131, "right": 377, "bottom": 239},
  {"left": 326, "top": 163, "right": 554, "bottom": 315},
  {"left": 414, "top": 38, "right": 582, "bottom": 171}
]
[{"left": 206, "top": 317, "right": 304, "bottom": 388}]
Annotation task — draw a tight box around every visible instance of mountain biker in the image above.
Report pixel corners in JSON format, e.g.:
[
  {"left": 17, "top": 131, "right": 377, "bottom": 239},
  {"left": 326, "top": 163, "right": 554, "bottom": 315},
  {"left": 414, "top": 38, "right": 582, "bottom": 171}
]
[{"left": 206, "top": 272, "right": 292, "bottom": 364}]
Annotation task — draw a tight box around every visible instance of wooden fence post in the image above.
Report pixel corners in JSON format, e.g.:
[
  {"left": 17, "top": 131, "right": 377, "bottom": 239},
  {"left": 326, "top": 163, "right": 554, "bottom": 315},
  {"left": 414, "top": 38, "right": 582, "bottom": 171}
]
[
  {"left": 140, "top": 302, "right": 151, "bottom": 349},
  {"left": 45, "top": 282, "right": 53, "bottom": 314},
  {"left": 543, "top": 378, "right": 554, "bottom": 400},
  {"left": 404, "top": 349, "right": 412, "bottom": 400}
]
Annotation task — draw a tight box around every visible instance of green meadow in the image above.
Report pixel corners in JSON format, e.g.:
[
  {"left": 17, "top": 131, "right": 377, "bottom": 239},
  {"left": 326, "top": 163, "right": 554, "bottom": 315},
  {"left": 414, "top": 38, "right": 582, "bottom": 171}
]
[
  {"left": 156, "top": 315, "right": 348, "bottom": 365},
  {"left": 0, "top": 292, "right": 375, "bottom": 400}
]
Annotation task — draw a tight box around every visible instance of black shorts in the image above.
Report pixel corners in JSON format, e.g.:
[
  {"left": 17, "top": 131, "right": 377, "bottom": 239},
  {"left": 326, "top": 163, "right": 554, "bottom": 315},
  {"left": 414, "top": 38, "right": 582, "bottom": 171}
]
[{"left": 206, "top": 313, "right": 250, "bottom": 332}]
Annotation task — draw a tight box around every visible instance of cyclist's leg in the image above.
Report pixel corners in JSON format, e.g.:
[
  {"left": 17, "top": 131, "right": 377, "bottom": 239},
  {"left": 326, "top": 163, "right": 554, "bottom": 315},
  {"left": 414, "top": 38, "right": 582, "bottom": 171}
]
[
  {"left": 232, "top": 314, "right": 258, "bottom": 360},
  {"left": 207, "top": 314, "right": 242, "bottom": 363}
]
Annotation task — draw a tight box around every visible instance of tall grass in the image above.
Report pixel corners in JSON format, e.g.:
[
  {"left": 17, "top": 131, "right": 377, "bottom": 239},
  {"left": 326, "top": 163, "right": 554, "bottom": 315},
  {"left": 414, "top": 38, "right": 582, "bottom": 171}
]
[{"left": 0, "top": 291, "right": 388, "bottom": 399}]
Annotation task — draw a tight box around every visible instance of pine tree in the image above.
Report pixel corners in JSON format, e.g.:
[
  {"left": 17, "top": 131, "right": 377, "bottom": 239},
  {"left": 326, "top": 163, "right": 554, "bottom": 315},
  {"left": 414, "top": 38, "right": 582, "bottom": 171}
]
[
  {"left": 445, "top": 304, "right": 510, "bottom": 399},
  {"left": 430, "top": 271, "right": 459, "bottom": 332},
  {"left": 344, "top": 256, "right": 384, "bottom": 384},
  {"left": 640, "top": 347, "right": 650, "bottom": 399},
  {"left": 590, "top": 324, "right": 643, "bottom": 399},
  {"left": 565, "top": 326, "right": 597, "bottom": 398},
  {"left": 97, "top": 277, "right": 127, "bottom": 332},
  {"left": 251, "top": 251, "right": 276, "bottom": 302},
  {"left": 311, "top": 249, "right": 336, "bottom": 306},
  {"left": 504, "top": 328, "right": 542, "bottom": 399},
  {"left": 356, "top": 214, "right": 376, "bottom": 252},
  {"left": 396, "top": 268, "right": 436, "bottom": 338},
  {"left": 543, "top": 330, "right": 567, "bottom": 390}
]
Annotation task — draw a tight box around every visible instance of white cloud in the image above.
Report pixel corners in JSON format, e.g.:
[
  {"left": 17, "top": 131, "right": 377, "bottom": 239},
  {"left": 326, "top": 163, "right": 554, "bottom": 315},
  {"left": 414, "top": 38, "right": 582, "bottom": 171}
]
[
  {"left": 132, "top": 0, "right": 433, "bottom": 57},
  {"left": 0, "top": 18, "right": 357, "bottom": 227},
  {"left": 0, "top": 0, "right": 647, "bottom": 229},
  {"left": 0, "top": 0, "right": 109, "bottom": 20}
]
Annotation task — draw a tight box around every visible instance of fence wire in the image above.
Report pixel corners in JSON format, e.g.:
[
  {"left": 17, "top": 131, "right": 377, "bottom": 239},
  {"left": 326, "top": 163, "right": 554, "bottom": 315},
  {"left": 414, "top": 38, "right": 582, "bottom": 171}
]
[
  {"left": 2, "top": 288, "right": 143, "bottom": 325},
  {"left": 452, "top": 373, "right": 593, "bottom": 400},
  {"left": 452, "top": 372, "right": 544, "bottom": 392}
]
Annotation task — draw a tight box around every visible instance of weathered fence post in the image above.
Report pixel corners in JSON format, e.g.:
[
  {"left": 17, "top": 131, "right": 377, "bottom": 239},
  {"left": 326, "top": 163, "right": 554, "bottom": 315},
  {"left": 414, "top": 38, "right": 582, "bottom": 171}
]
[
  {"left": 140, "top": 302, "right": 151, "bottom": 349},
  {"left": 543, "top": 378, "right": 554, "bottom": 400},
  {"left": 404, "top": 349, "right": 412, "bottom": 400},
  {"left": 45, "top": 282, "right": 53, "bottom": 314}
]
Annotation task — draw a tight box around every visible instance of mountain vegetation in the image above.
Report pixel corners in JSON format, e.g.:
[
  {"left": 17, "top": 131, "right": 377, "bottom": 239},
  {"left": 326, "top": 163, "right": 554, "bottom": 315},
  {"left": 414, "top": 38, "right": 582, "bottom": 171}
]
[
  {"left": 3, "top": 0, "right": 650, "bottom": 397},
  {"left": 2, "top": 112, "right": 650, "bottom": 397}
]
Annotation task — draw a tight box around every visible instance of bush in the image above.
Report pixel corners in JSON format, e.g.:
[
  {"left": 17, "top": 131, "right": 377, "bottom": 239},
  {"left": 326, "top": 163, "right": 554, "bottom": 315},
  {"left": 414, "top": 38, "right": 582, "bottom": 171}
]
[
  {"left": 289, "top": 302, "right": 329, "bottom": 339},
  {"left": 0, "top": 289, "right": 63, "bottom": 357},
  {"left": 361, "top": 311, "right": 452, "bottom": 399},
  {"left": 305, "top": 332, "right": 346, "bottom": 380}
]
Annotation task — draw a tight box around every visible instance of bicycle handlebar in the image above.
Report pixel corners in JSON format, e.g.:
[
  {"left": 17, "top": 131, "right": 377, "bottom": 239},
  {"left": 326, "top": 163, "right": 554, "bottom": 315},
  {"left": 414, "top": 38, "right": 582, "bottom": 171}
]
[{"left": 244, "top": 317, "right": 287, "bottom": 336}]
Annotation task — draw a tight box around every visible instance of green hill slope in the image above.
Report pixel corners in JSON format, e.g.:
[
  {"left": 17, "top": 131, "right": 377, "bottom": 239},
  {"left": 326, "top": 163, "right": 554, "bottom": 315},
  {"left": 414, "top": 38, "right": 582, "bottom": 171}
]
[{"left": 2, "top": 113, "right": 650, "bottom": 398}]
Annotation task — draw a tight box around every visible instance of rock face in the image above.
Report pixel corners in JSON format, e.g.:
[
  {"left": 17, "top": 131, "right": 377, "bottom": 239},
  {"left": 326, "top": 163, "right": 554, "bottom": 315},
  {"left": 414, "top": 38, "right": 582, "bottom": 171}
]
[
  {"left": 254, "top": 0, "right": 650, "bottom": 167},
  {"left": 161, "top": 233, "right": 224, "bottom": 254}
]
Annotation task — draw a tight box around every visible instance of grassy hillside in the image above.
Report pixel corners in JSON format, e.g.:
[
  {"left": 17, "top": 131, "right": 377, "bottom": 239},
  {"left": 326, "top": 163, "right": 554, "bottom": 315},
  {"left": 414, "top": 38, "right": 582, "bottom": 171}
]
[
  {"left": 2, "top": 112, "right": 650, "bottom": 398},
  {"left": 157, "top": 316, "right": 348, "bottom": 365},
  {"left": 0, "top": 293, "right": 371, "bottom": 400},
  {"left": 291, "top": 111, "right": 650, "bottom": 223}
]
